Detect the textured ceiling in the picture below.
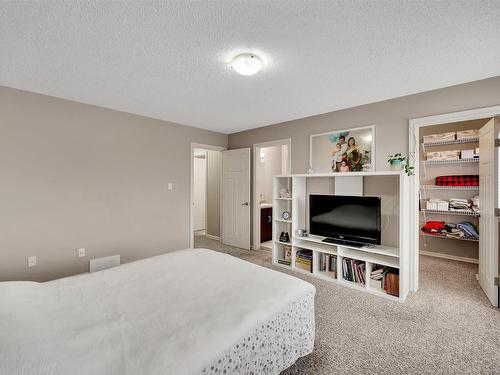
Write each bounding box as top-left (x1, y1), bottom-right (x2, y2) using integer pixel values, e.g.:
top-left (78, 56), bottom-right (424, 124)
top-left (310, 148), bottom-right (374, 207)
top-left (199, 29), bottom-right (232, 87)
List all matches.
top-left (1, 1), bottom-right (500, 134)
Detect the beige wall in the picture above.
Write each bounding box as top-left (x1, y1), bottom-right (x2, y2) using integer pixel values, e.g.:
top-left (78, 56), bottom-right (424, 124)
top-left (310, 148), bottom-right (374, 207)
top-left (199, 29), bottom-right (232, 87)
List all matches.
top-left (0, 86), bottom-right (227, 282)
top-left (229, 76), bottom-right (500, 174)
top-left (256, 145), bottom-right (283, 203)
top-left (206, 150), bottom-right (221, 238)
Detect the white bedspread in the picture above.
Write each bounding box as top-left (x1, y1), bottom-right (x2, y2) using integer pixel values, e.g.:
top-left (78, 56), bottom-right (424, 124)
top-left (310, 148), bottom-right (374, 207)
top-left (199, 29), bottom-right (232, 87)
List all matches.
top-left (0, 249), bottom-right (315, 375)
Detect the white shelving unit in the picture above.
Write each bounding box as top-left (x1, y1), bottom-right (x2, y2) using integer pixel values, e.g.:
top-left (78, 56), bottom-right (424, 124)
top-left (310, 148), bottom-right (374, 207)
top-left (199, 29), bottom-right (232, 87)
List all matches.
top-left (272, 171), bottom-right (409, 302)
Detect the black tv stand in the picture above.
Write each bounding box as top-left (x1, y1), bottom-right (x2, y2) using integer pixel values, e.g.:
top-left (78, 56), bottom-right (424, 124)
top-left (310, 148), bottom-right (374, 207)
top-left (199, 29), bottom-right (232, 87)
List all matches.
top-left (322, 237), bottom-right (367, 248)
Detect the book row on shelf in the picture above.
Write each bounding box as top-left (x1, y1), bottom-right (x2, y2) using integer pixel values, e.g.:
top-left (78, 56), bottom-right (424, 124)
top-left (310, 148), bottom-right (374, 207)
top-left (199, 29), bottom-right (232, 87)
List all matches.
top-left (371, 265), bottom-right (399, 297)
top-left (342, 258), bottom-right (365, 284)
top-left (318, 253), bottom-right (337, 278)
top-left (295, 249), bottom-right (312, 272)
top-left (277, 245), bottom-right (400, 297)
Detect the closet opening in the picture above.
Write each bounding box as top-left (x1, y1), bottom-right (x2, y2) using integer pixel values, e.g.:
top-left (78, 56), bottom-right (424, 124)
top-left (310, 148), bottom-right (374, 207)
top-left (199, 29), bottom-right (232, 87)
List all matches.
top-left (190, 144), bottom-right (225, 249)
top-left (414, 115), bottom-right (500, 307)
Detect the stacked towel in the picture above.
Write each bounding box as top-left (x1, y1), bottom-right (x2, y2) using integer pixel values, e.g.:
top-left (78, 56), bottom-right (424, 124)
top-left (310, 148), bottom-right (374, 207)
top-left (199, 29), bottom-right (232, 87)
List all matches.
top-left (471, 195), bottom-right (480, 212)
top-left (449, 198), bottom-right (470, 211)
top-left (456, 221), bottom-right (479, 239)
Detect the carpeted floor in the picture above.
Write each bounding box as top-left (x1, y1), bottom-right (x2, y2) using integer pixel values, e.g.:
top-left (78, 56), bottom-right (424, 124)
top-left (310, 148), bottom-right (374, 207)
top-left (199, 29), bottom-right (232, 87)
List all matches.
top-left (194, 235), bottom-right (500, 374)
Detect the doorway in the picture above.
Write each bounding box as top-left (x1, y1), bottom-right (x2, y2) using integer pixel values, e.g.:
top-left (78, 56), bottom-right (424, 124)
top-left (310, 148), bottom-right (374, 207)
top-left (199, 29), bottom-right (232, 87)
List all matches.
top-left (190, 144), bottom-right (225, 249)
top-left (409, 107), bottom-right (500, 307)
top-left (253, 139), bottom-right (291, 250)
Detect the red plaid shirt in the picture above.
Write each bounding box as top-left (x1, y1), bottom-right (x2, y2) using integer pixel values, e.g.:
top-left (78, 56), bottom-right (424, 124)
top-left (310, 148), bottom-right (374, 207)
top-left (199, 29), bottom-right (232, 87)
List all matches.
top-left (435, 175), bottom-right (479, 186)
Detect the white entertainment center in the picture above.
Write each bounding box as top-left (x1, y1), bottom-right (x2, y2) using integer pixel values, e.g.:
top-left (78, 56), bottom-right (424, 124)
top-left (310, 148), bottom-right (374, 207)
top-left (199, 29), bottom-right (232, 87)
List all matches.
top-left (272, 171), bottom-right (410, 302)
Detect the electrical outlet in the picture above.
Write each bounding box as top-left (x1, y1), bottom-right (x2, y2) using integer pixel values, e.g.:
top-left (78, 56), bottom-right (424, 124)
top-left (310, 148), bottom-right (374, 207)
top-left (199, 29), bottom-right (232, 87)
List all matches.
top-left (168, 182), bottom-right (173, 191)
top-left (78, 248), bottom-right (86, 258)
top-left (27, 256), bottom-right (37, 267)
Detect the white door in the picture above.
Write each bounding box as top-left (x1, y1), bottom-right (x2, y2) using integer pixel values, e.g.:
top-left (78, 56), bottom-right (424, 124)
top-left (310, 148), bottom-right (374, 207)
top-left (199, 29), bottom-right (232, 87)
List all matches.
top-left (222, 148), bottom-right (251, 249)
top-left (479, 117), bottom-right (499, 307)
top-left (193, 154), bottom-right (207, 232)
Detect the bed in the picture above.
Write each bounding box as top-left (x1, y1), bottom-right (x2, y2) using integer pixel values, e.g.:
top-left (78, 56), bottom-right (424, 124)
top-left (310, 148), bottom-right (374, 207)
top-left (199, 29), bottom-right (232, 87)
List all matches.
top-left (0, 249), bottom-right (315, 375)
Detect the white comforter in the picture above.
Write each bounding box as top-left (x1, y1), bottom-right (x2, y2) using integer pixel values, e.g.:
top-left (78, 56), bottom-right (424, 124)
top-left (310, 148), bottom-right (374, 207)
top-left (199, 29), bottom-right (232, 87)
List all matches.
top-left (0, 249), bottom-right (315, 375)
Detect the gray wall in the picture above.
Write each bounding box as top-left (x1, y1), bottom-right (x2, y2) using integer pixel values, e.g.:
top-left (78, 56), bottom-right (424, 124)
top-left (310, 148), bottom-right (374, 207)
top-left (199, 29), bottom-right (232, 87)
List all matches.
top-left (206, 150), bottom-right (221, 238)
top-left (0, 86), bottom-right (227, 281)
top-left (229, 76), bottom-right (500, 174)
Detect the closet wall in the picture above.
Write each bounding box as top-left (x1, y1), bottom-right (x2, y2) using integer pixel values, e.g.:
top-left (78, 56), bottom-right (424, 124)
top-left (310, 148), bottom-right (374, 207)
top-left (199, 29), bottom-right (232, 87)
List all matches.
top-left (419, 118), bottom-right (490, 261)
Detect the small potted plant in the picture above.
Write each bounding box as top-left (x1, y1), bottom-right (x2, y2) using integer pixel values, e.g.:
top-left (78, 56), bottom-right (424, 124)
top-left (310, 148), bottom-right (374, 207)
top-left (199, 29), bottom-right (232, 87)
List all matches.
top-left (387, 153), bottom-right (414, 176)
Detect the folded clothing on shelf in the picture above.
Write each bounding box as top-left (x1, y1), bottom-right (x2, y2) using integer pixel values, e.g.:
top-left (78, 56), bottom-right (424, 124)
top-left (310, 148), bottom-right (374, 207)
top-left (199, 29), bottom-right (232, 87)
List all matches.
top-left (422, 221), bottom-right (446, 232)
top-left (449, 198), bottom-right (471, 211)
top-left (456, 221), bottom-right (479, 239)
top-left (435, 175), bottom-right (479, 186)
top-left (471, 195), bottom-right (480, 211)
top-left (421, 220), bottom-right (479, 240)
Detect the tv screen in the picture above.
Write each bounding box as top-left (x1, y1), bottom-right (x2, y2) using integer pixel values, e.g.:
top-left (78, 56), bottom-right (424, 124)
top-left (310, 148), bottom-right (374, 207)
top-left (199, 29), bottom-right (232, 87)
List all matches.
top-left (309, 195), bottom-right (381, 245)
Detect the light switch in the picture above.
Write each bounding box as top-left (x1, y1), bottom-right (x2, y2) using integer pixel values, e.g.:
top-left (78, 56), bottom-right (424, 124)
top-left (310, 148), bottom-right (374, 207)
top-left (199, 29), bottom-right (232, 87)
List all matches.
top-left (168, 182), bottom-right (173, 191)
top-left (78, 248), bottom-right (86, 258)
top-left (27, 256), bottom-right (37, 267)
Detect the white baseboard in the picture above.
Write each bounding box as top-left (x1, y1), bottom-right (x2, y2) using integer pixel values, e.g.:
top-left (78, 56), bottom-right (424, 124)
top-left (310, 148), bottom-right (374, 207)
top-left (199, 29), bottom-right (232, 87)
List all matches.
top-left (205, 234), bottom-right (220, 241)
top-left (420, 250), bottom-right (479, 264)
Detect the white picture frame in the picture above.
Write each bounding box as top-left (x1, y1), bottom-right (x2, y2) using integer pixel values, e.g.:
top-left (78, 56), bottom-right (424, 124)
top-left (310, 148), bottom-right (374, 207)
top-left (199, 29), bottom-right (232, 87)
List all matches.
top-left (309, 125), bottom-right (375, 173)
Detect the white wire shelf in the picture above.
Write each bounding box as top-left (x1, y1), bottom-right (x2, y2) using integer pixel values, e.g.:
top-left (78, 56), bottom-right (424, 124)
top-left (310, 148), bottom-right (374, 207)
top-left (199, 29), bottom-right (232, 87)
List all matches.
top-left (421, 158), bottom-right (479, 165)
top-left (420, 232), bottom-right (479, 242)
top-left (420, 185), bottom-right (479, 191)
top-left (421, 209), bottom-right (480, 217)
top-left (421, 137), bottom-right (479, 147)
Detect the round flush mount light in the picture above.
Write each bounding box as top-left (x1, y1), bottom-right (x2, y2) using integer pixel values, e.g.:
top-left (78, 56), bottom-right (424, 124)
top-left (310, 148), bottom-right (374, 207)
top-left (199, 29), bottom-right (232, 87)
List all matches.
top-left (230, 53), bottom-right (263, 76)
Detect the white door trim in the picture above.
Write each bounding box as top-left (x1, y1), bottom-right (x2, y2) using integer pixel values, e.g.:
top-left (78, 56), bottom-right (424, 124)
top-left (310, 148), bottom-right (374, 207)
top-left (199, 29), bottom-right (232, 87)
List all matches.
top-left (408, 105), bottom-right (500, 293)
top-left (190, 143), bottom-right (226, 248)
top-left (252, 138), bottom-right (292, 250)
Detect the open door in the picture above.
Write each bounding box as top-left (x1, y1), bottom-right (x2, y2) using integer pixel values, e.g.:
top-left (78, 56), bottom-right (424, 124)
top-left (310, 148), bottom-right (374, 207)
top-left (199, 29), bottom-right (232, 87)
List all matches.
top-left (479, 117), bottom-right (500, 307)
top-left (222, 148), bottom-right (251, 249)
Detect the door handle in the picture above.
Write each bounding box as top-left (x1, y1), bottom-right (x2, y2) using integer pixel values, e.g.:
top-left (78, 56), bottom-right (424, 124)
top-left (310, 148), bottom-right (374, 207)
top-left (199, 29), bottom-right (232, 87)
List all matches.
top-left (241, 202), bottom-right (249, 206)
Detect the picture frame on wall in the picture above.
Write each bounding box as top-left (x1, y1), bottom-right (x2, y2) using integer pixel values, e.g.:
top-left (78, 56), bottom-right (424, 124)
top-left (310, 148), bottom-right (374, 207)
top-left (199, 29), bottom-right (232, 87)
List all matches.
top-left (309, 125), bottom-right (375, 173)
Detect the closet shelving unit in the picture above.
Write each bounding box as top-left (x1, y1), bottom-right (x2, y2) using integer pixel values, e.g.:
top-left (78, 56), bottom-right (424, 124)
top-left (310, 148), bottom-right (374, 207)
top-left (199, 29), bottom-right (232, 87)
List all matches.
top-left (420, 233), bottom-right (479, 242)
top-left (421, 209), bottom-right (480, 217)
top-left (420, 185), bottom-right (479, 191)
top-left (272, 171), bottom-right (409, 302)
top-left (419, 131), bottom-right (480, 261)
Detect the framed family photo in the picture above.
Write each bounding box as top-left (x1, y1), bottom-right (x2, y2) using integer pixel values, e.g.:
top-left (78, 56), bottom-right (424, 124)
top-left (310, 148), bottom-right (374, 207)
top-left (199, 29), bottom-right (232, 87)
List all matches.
top-left (309, 125), bottom-right (375, 173)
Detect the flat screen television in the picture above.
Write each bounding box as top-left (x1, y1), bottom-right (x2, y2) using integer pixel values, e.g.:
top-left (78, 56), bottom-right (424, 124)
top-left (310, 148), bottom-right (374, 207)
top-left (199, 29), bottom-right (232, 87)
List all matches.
top-left (309, 194), bottom-right (381, 246)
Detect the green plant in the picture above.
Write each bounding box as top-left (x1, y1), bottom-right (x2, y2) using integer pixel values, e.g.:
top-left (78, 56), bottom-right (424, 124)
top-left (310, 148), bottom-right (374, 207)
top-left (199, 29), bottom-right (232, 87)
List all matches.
top-left (387, 153), bottom-right (414, 176)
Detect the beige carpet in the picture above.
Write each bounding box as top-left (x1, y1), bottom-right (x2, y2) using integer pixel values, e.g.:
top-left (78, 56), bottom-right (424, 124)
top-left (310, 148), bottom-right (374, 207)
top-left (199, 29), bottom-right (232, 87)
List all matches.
top-left (194, 236), bottom-right (500, 374)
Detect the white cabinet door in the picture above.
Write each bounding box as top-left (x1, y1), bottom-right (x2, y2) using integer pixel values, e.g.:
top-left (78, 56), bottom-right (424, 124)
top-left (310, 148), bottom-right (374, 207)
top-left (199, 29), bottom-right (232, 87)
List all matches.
top-left (222, 148), bottom-right (251, 249)
top-left (479, 117), bottom-right (499, 307)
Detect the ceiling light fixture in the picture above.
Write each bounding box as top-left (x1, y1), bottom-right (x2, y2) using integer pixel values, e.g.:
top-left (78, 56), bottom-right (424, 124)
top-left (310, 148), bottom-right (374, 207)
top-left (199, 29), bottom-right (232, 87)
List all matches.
top-left (230, 53), bottom-right (263, 76)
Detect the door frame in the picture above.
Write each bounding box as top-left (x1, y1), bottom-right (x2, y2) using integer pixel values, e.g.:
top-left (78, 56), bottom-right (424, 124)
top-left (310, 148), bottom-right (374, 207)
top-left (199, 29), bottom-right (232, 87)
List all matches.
top-left (408, 105), bottom-right (500, 293)
top-left (190, 143), bottom-right (226, 248)
top-left (193, 149), bottom-right (208, 235)
top-left (252, 138), bottom-right (292, 250)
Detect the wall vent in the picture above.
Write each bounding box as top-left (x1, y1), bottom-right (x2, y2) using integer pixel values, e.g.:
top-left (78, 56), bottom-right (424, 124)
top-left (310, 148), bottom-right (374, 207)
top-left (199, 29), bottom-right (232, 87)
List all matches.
top-left (89, 255), bottom-right (121, 273)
